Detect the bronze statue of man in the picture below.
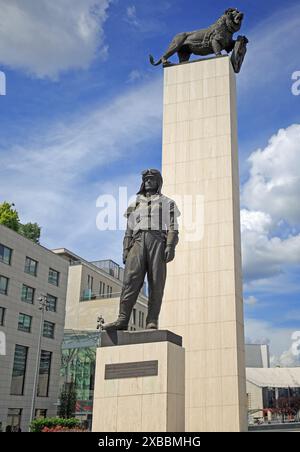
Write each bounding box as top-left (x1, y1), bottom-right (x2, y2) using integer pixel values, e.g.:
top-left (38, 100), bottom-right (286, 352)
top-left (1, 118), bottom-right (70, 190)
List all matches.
top-left (103, 169), bottom-right (180, 331)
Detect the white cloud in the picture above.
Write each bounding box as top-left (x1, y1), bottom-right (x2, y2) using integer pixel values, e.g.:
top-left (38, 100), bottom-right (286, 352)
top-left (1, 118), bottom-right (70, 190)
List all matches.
top-left (244, 296), bottom-right (258, 306)
top-left (242, 124), bottom-right (300, 225)
top-left (124, 4), bottom-right (167, 35)
top-left (245, 318), bottom-right (299, 366)
top-left (241, 209), bottom-right (300, 282)
top-left (0, 0), bottom-right (111, 79)
top-left (128, 69), bottom-right (143, 83)
top-left (241, 124), bottom-right (300, 284)
top-left (241, 210), bottom-right (272, 235)
top-left (276, 346), bottom-right (300, 367)
top-left (126, 5), bottom-right (139, 27)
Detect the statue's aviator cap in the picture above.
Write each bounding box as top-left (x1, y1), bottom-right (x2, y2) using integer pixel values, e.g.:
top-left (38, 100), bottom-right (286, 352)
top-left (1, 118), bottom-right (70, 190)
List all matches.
top-left (141, 169), bottom-right (161, 179)
top-left (137, 168), bottom-right (163, 195)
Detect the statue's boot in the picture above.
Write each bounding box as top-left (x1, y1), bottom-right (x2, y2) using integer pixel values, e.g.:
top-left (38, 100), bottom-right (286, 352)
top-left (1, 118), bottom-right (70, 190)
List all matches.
top-left (102, 318), bottom-right (128, 331)
top-left (146, 321), bottom-right (158, 330)
top-left (102, 301), bottom-right (131, 331)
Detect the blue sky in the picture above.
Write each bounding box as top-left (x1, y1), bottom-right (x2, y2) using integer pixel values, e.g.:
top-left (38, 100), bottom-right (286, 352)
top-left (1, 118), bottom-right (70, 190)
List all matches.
top-left (0, 0), bottom-right (299, 364)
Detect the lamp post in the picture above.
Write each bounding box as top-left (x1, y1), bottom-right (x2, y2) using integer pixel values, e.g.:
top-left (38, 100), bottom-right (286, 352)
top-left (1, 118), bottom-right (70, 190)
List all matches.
top-left (29, 294), bottom-right (48, 426)
top-left (96, 316), bottom-right (105, 347)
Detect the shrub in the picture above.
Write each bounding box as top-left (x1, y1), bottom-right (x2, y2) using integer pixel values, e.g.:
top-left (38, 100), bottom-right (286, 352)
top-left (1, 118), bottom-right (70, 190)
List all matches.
top-left (42, 426), bottom-right (87, 433)
top-left (30, 417), bottom-right (80, 433)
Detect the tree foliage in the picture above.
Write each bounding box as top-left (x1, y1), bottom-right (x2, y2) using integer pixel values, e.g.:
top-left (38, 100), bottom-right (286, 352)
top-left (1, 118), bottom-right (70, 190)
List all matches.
top-left (0, 202), bottom-right (20, 231)
top-left (0, 201), bottom-right (41, 243)
top-left (59, 382), bottom-right (77, 419)
top-left (19, 222), bottom-right (41, 243)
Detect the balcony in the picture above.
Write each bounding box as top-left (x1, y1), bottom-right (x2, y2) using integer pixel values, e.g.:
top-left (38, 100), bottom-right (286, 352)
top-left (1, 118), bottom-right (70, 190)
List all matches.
top-left (80, 289), bottom-right (121, 302)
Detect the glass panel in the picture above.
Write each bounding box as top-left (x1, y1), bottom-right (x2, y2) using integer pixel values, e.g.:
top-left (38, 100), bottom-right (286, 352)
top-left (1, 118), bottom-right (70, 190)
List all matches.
top-left (0, 244), bottom-right (12, 265)
top-left (61, 345), bottom-right (96, 404)
top-left (10, 345), bottom-right (28, 395)
top-left (46, 294), bottom-right (57, 312)
top-left (24, 257), bottom-right (38, 276)
top-left (0, 276), bottom-right (9, 295)
top-left (48, 268), bottom-right (59, 286)
top-left (21, 284), bottom-right (35, 304)
top-left (18, 313), bottom-right (32, 333)
top-left (43, 321), bottom-right (55, 339)
top-left (37, 350), bottom-right (52, 397)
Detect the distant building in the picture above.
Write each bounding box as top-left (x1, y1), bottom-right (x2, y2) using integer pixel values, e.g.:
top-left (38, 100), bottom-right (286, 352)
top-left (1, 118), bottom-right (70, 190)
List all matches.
top-left (245, 344), bottom-right (270, 368)
top-left (247, 367), bottom-right (300, 424)
top-left (52, 249), bottom-right (148, 331)
top-left (0, 224), bottom-right (68, 432)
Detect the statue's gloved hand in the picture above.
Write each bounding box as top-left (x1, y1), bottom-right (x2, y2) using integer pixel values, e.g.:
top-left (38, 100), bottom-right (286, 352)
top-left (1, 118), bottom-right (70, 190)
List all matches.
top-left (165, 245), bottom-right (175, 263)
top-left (123, 249), bottom-right (129, 265)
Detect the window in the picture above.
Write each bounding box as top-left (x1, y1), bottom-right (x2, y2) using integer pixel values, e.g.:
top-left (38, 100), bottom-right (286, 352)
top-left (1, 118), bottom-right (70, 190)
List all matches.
top-left (18, 313), bottom-right (32, 333)
top-left (132, 308), bottom-right (136, 325)
top-left (100, 282), bottom-right (105, 295)
top-left (43, 321), bottom-right (55, 339)
top-left (24, 257), bottom-right (38, 276)
top-left (46, 294), bottom-right (57, 313)
top-left (48, 268), bottom-right (59, 286)
top-left (106, 285), bottom-right (112, 298)
top-left (10, 345), bottom-right (28, 395)
top-left (99, 281), bottom-right (106, 296)
top-left (37, 350), bottom-right (52, 397)
top-left (21, 284), bottom-right (35, 304)
top-left (87, 275), bottom-right (93, 291)
top-left (35, 409), bottom-right (47, 419)
top-left (138, 311), bottom-right (145, 328)
top-left (0, 307), bottom-right (5, 326)
top-left (7, 409), bottom-right (22, 432)
top-left (0, 275), bottom-right (9, 295)
top-left (0, 244), bottom-right (12, 265)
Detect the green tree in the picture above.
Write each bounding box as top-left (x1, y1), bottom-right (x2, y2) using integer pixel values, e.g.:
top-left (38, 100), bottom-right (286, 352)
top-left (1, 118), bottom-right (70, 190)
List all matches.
top-left (19, 222), bottom-right (41, 244)
top-left (0, 202), bottom-right (20, 231)
top-left (0, 201), bottom-right (41, 243)
top-left (59, 382), bottom-right (77, 419)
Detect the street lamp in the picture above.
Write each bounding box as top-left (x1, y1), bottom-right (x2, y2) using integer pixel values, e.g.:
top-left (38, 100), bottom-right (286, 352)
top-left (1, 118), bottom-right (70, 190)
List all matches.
top-left (96, 316), bottom-right (105, 347)
top-left (29, 294), bottom-right (49, 426)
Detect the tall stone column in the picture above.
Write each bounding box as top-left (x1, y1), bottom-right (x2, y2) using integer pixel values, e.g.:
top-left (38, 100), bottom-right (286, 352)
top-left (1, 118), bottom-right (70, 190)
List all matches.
top-left (160, 56), bottom-right (247, 432)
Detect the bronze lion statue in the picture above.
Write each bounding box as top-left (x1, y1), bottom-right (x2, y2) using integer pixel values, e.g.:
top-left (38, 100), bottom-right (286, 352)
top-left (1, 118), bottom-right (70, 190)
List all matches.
top-left (150, 8), bottom-right (248, 72)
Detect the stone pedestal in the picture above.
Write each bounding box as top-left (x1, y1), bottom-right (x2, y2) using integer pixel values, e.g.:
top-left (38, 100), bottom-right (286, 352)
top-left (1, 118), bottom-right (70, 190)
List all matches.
top-left (92, 330), bottom-right (185, 432)
top-left (160, 56), bottom-right (247, 431)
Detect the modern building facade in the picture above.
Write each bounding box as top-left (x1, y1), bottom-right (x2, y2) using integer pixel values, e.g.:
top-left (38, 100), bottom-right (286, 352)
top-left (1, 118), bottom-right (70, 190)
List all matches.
top-left (52, 249), bottom-right (148, 332)
top-left (246, 367), bottom-right (300, 424)
top-left (0, 224), bottom-right (68, 432)
top-left (60, 330), bottom-right (98, 430)
top-left (245, 344), bottom-right (270, 368)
